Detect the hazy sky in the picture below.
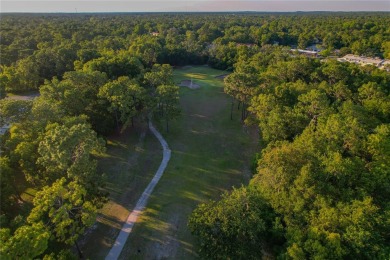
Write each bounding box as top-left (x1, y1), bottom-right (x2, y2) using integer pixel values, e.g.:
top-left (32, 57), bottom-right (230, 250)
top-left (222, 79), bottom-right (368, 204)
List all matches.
top-left (1, 0), bottom-right (389, 13)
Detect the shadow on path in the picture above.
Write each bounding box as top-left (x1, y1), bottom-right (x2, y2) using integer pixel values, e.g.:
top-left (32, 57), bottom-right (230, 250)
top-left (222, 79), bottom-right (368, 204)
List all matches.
top-left (105, 120), bottom-right (171, 260)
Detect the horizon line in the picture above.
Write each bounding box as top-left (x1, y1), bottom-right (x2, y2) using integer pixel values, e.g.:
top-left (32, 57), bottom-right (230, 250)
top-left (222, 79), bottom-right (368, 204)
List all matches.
top-left (2, 10), bottom-right (390, 14)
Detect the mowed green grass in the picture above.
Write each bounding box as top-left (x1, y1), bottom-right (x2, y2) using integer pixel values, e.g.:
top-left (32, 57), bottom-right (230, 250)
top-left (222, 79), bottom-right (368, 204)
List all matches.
top-left (119, 66), bottom-right (258, 259)
top-left (81, 124), bottom-right (162, 259)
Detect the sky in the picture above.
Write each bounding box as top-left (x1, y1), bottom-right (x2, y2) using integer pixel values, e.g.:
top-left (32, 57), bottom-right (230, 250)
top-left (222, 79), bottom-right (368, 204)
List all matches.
top-left (1, 0), bottom-right (389, 13)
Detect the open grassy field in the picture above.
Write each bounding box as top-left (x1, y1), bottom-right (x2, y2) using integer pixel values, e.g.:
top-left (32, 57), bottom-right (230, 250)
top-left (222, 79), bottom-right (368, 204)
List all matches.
top-left (117, 66), bottom-right (259, 259)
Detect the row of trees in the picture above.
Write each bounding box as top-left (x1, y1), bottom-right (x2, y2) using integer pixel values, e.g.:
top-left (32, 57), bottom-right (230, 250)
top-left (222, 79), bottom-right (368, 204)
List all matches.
top-left (189, 45), bottom-right (390, 259)
top-left (1, 12), bottom-right (389, 258)
top-left (0, 62), bottom-right (179, 257)
top-left (1, 13), bottom-right (389, 93)
top-left (1, 110), bottom-right (106, 258)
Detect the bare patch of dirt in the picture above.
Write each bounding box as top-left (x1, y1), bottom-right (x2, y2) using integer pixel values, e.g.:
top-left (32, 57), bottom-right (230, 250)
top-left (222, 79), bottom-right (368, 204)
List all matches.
top-left (179, 80), bottom-right (201, 89)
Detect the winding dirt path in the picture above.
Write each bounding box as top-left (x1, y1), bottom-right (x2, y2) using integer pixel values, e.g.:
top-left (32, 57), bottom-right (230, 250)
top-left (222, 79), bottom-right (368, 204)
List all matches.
top-left (105, 121), bottom-right (171, 260)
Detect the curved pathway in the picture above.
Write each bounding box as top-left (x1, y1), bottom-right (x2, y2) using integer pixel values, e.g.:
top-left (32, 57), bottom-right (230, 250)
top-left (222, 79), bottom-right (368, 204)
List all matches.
top-left (106, 121), bottom-right (171, 260)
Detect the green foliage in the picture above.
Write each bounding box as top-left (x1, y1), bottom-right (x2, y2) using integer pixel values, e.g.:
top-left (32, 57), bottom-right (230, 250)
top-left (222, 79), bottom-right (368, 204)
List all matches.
top-left (224, 65), bottom-right (260, 121)
top-left (0, 157), bottom-right (17, 214)
top-left (129, 35), bottom-right (163, 66)
top-left (2, 98), bottom-right (108, 258)
top-left (194, 26), bottom-right (390, 258)
top-left (208, 42), bottom-right (239, 70)
top-left (143, 64), bottom-right (173, 89)
top-left (359, 82), bottom-right (390, 121)
top-left (82, 52), bottom-right (143, 80)
top-left (39, 70), bottom-right (114, 134)
top-left (1, 12), bottom-right (389, 258)
top-left (28, 178), bottom-right (98, 245)
top-left (189, 187), bottom-right (282, 259)
top-left (0, 58), bottom-right (40, 92)
top-left (36, 120), bottom-right (105, 188)
top-left (99, 76), bottom-right (149, 130)
top-left (249, 115), bottom-right (390, 258)
top-left (155, 84), bottom-right (180, 132)
top-left (0, 99), bottom-right (32, 125)
top-left (224, 70), bottom-right (260, 103)
top-left (40, 70), bottom-right (108, 116)
top-left (0, 222), bottom-right (50, 259)
top-left (1, 12), bottom-right (389, 93)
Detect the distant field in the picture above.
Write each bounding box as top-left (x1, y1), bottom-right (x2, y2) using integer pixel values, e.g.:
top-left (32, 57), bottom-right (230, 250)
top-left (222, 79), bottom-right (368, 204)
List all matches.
top-left (117, 66), bottom-right (258, 259)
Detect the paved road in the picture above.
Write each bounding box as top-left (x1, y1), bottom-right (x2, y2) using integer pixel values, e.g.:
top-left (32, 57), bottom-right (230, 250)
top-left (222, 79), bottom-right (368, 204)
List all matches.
top-left (105, 121), bottom-right (171, 260)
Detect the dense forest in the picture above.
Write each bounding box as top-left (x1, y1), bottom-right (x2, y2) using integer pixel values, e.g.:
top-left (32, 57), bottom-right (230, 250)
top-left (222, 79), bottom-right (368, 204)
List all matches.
top-left (1, 12), bottom-right (389, 259)
top-left (1, 12), bottom-right (389, 94)
top-left (190, 48), bottom-right (390, 259)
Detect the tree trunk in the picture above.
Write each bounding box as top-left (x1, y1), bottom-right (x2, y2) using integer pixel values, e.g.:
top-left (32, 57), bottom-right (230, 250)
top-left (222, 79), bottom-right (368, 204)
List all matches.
top-left (115, 110), bottom-right (120, 131)
top-left (230, 97), bottom-right (234, 120)
top-left (75, 241), bottom-right (84, 259)
top-left (131, 116), bottom-right (134, 127)
top-left (11, 179), bottom-right (23, 202)
top-left (241, 103), bottom-right (244, 121)
top-left (238, 101), bottom-right (241, 110)
top-left (166, 118), bottom-right (169, 133)
top-left (242, 103), bottom-right (247, 121)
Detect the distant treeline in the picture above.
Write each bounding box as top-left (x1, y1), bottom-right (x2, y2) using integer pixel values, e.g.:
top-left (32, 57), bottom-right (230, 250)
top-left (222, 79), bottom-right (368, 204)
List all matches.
top-left (0, 13), bottom-right (389, 259)
top-left (1, 12), bottom-right (389, 93)
top-left (189, 16), bottom-right (390, 260)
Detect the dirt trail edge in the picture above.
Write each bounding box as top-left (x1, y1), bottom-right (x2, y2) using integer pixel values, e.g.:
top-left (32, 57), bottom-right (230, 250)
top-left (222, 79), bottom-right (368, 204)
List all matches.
top-left (105, 120), bottom-right (171, 260)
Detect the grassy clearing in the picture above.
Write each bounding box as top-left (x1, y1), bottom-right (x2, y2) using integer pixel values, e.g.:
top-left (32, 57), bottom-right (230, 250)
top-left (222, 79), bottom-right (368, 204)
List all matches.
top-left (81, 123), bottom-right (162, 259)
top-left (6, 90), bottom-right (40, 100)
top-left (119, 66), bottom-right (258, 259)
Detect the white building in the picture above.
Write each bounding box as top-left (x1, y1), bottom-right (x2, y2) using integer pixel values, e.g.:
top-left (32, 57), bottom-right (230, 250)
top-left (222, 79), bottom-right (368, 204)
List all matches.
top-left (337, 54), bottom-right (388, 68)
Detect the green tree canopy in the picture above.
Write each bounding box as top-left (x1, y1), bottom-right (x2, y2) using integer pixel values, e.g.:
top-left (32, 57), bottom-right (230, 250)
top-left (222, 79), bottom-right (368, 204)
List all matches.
top-left (189, 187), bottom-right (283, 259)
